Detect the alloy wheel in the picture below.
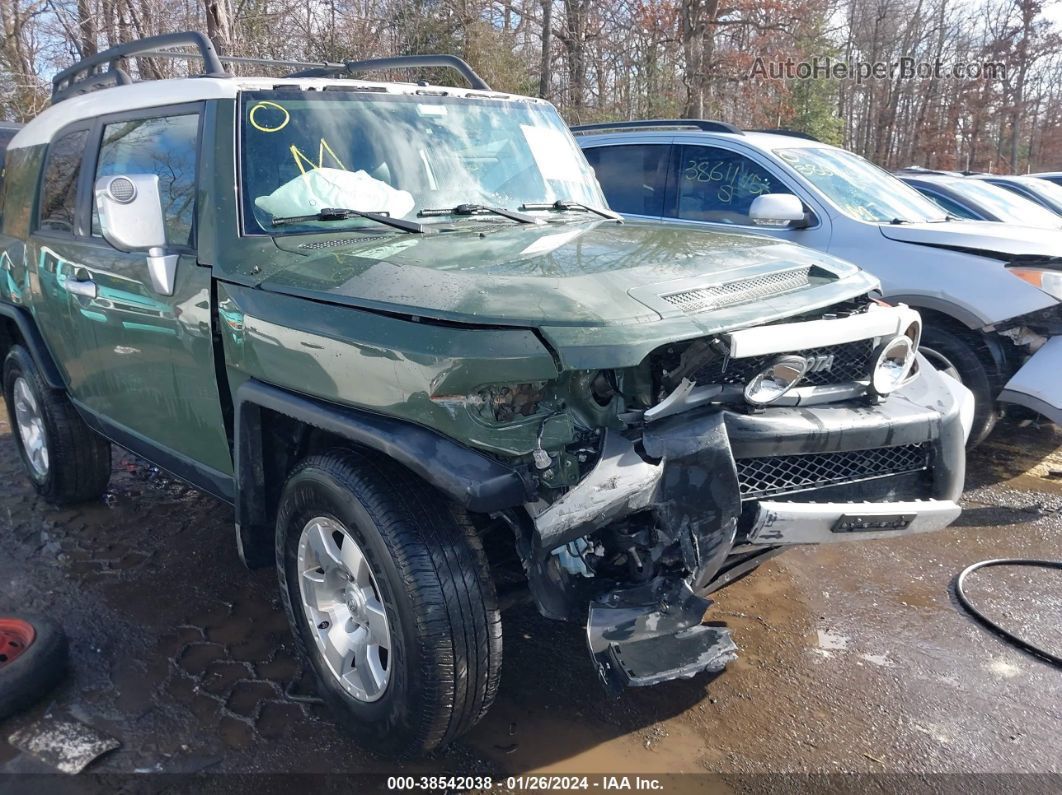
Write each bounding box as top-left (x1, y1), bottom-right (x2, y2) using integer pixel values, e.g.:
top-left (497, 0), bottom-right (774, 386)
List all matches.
top-left (12, 377), bottom-right (49, 478)
top-left (297, 516), bottom-right (391, 702)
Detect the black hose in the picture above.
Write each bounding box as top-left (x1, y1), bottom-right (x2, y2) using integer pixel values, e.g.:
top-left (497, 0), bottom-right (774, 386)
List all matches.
top-left (953, 558), bottom-right (1062, 668)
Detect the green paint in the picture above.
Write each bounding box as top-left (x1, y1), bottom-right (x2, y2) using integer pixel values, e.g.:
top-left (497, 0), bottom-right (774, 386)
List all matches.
top-left (1, 93), bottom-right (876, 486)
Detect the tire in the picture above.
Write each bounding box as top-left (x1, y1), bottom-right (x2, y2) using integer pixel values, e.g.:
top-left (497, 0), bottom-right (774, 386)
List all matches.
top-left (919, 325), bottom-right (1000, 448)
top-left (0, 614), bottom-right (68, 721)
top-left (276, 449), bottom-right (502, 756)
top-left (2, 346), bottom-right (111, 504)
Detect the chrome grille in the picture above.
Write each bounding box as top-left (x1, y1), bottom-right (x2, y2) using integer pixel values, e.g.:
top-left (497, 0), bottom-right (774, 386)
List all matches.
top-left (660, 267), bottom-right (811, 314)
top-left (695, 339), bottom-right (874, 387)
top-left (736, 443), bottom-right (931, 500)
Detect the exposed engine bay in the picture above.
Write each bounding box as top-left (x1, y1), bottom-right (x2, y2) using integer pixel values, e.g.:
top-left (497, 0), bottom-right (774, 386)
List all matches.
top-left (504, 298), bottom-right (972, 692)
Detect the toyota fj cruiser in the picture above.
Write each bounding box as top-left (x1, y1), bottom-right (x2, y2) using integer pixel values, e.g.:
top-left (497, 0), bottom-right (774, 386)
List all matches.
top-left (0, 33), bottom-right (972, 755)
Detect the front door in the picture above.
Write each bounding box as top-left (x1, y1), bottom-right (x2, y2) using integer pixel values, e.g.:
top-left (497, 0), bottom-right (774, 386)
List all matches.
top-left (662, 143), bottom-right (832, 250)
top-left (30, 106), bottom-right (232, 489)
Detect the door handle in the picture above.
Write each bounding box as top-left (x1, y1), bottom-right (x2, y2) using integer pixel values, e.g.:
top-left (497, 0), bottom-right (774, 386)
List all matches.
top-left (65, 279), bottom-right (98, 299)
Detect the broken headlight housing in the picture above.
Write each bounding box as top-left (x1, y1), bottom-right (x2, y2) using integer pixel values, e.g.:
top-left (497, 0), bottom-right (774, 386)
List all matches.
top-left (870, 335), bottom-right (917, 396)
top-left (462, 382), bottom-right (551, 423)
top-left (743, 355), bottom-right (809, 406)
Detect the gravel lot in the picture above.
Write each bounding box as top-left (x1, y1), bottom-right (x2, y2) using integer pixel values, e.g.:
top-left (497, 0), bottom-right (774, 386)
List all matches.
top-left (0, 403), bottom-right (1060, 784)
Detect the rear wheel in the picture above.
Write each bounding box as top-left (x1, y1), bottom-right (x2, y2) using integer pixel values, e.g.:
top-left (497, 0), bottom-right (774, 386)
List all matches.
top-left (919, 325), bottom-right (1000, 447)
top-left (3, 346), bottom-right (111, 504)
top-left (276, 449), bottom-right (502, 756)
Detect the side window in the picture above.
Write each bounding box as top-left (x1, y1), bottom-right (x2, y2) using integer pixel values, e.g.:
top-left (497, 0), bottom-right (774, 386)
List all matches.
top-left (675, 145), bottom-right (790, 224)
top-left (917, 188), bottom-right (977, 220)
top-left (583, 144), bottom-right (668, 216)
top-left (39, 129), bottom-right (88, 233)
top-left (93, 114), bottom-right (199, 248)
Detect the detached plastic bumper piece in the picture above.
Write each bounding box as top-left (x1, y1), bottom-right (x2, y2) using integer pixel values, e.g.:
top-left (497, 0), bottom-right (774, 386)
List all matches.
top-left (587, 577), bottom-right (737, 694)
top-left (999, 335), bottom-right (1062, 425)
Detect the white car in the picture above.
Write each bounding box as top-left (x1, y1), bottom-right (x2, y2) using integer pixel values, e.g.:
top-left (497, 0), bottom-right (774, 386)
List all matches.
top-left (574, 120), bottom-right (1062, 444)
top-left (969, 173), bottom-right (1062, 217)
top-left (1029, 171), bottom-right (1062, 189)
top-left (898, 171), bottom-right (1062, 229)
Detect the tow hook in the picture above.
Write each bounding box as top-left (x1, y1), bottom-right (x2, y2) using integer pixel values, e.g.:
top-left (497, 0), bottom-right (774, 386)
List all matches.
top-left (586, 576), bottom-right (737, 695)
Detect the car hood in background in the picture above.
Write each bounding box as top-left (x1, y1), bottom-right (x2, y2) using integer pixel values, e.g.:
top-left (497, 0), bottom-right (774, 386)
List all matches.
top-left (879, 220), bottom-right (1062, 260)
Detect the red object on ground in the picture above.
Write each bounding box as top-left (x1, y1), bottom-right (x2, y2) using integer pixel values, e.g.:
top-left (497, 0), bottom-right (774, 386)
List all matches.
top-left (0, 618), bottom-right (36, 667)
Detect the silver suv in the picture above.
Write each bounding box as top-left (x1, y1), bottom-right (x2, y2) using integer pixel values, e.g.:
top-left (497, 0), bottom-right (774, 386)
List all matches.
top-left (575, 120), bottom-right (1062, 446)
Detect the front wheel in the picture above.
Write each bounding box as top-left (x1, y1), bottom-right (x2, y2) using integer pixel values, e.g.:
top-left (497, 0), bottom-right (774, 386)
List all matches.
top-left (919, 325), bottom-right (1000, 447)
top-left (276, 449), bottom-right (502, 756)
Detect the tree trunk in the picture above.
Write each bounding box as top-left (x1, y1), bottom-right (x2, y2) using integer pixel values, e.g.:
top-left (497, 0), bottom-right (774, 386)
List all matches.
top-left (205, 0), bottom-right (235, 56)
top-left (538, 0), bottom-right (552, 99)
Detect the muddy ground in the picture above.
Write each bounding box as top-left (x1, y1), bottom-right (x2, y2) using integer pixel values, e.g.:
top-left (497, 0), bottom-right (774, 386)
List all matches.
top-left (0, 403), bottom-right (1060, 785)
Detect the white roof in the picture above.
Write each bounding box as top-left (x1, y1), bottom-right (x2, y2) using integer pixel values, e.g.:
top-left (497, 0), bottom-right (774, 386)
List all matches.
top-left (10, 75), bottom-right (539, 150)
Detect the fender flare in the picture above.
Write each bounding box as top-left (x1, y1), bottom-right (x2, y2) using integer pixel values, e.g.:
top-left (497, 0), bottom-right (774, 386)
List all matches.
top-left (0, 303), bottom-right (64, 390)
top-left (881, 293), bottom-right (986, 330)
top-left (233, 379), bottom-right (534, 567)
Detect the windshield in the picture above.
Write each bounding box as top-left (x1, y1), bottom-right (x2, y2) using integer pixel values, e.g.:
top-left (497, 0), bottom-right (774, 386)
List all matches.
top-left (776, 147), bottom-right (947, 223)
top-left (950, 179), bottom-right (1061, 226)
top-left (1012, 176), bottom-right (1062, 213)
top-left (239, 91), bottom-right (604, 235)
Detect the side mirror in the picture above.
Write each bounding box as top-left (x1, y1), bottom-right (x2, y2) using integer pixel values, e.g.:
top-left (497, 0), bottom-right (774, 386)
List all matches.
top-left (94, 174), bottom-right (177, 296)
top-left (749, 193), bottom-right (810, 229)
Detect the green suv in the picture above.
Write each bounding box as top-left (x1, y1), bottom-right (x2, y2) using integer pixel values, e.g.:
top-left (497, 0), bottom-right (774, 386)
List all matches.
top-left (0, 33), bottom-right (972, 755)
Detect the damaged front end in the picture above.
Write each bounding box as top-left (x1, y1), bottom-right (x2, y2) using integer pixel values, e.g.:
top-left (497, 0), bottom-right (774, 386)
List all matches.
top-left (988, 302), bottom-right (1062, 424)
top-left (510, 299), bottom-right (971, 693)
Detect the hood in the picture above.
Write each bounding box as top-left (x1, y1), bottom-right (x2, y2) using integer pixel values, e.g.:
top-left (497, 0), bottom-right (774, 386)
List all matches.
top-left (260, 220), bottom-right (870, 328)
top-left (879, 220), bottom-right (1062, 260)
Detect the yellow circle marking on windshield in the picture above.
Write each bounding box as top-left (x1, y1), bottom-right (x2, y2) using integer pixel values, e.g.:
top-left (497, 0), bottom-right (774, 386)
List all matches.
top-left (249, 101), bottom-right (290, 133)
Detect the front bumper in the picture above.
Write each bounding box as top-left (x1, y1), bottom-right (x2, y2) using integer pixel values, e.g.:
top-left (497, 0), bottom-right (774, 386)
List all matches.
top-left (747, 498), bottom-right (961, 545)
top-left (530, 361), bottom-right (972, 586)
top-left (527, 365), bottom-right (973, 691)
top-left (999, 335), bottom-right (1062, 424)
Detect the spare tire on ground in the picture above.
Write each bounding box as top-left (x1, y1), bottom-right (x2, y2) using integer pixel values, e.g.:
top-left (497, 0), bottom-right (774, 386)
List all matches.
top-left (0, 615), bottom-right (67, 721)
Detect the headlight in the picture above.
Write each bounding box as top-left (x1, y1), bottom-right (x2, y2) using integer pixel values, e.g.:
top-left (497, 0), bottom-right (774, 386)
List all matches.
top-left (870, 335), bottom-right (916, 395)
top-left (744, 355), bottom-right (808, 406)
top-left (1008, 267), bottom-right (1062, 301)
top-left (434, 382), bottom-right (549, 423)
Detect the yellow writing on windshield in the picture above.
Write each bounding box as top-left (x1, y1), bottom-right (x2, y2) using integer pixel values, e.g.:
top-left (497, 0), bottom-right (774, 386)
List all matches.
top-left (291, 138), bottom-right (347, 175)
top-left (248, 101), bottom-right (290, 133)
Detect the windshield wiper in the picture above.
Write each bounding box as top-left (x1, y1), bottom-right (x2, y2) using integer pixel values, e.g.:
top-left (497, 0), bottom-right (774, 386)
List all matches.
top-left (271, 207), bottom-right (433, 234)
top-left (418, 203), bottom-right (542, 224)
top-left (520, 199), bottom-right (622, 221)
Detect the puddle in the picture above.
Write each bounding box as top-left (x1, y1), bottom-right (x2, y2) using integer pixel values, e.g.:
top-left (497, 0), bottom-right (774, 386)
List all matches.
top-left (466, 706), bottom-right (718, 775)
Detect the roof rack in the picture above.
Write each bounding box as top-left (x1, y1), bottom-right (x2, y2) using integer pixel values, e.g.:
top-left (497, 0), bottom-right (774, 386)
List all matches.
top-left (747, 128), bottom-right (819, 142)
top-left (51, 31), bottom-right (492, 104)
top-left (52, 31), bottom-right (227, 104)
top-left (570, 119), bottom-right (742, 135)
top-left (288, 55), bottom-right (490, 90)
